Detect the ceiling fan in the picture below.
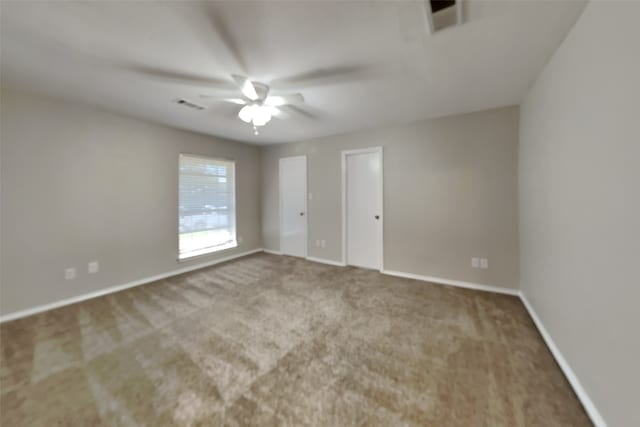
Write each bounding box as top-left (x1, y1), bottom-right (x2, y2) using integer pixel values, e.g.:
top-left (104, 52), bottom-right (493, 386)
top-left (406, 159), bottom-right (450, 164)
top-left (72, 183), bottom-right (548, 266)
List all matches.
top-left (200, 74), bottom-right (304, 135)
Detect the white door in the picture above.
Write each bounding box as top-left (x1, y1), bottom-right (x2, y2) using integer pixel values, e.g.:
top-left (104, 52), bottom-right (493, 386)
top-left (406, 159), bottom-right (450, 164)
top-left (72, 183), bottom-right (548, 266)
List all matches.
top-left (280, 156), bottom-right (307, 257)
top-left (344, 148), bottom-right (383, 270)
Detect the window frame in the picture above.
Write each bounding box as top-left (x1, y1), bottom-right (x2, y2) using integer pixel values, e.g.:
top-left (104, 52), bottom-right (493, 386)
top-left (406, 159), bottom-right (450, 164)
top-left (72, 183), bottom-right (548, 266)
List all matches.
top-left (177, 153), bottom-right (238, 261)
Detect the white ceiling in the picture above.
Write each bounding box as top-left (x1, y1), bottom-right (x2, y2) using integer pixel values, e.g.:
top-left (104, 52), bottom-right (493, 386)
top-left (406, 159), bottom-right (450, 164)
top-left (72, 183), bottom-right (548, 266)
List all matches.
top-left (0, 0), bottom-right (586, 145)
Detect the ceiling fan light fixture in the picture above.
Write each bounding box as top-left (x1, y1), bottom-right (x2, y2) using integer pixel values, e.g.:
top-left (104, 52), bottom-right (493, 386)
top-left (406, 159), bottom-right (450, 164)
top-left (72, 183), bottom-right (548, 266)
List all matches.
top-left (238, 104), bottom-right (272, 127)
top-left (252, 105), bottom-right (272, 126)
top-left (201, 74), bottom-right (304, 132)
top-left (238, 105), bottom-right (253, 123)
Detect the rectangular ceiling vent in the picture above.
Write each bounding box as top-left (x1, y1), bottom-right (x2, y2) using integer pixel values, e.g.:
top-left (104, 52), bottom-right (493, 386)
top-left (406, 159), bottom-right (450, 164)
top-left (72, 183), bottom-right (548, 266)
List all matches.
top-left (175, 99), bottom-right (205, 111)
top-left (425, 0), bottom-right (463, 33)
top-left (430, 0), bottom-right (455, 13)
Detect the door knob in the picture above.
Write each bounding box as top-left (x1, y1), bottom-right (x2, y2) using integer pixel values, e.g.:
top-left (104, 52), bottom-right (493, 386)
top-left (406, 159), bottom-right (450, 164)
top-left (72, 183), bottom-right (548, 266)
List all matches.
top-left (300, 212), bottom-right (305, 216)
top-left (374, 215), bottom-right (380, 220)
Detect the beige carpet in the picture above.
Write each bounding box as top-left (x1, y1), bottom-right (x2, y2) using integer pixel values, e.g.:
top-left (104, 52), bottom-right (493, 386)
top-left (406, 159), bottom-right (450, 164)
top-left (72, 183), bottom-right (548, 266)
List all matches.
top-left (1, 253), bottom-right (591, 426)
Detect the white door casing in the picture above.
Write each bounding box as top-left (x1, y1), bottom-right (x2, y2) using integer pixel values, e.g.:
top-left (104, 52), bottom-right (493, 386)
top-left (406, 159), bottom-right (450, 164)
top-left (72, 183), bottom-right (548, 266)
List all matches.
top-left (279, 156), bottom-right (307, 257)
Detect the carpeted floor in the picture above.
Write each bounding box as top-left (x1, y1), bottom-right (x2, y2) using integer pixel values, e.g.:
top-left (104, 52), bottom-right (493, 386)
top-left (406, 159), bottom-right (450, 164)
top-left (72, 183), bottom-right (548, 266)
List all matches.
top-left (1, 253), bottom-right (591, 426)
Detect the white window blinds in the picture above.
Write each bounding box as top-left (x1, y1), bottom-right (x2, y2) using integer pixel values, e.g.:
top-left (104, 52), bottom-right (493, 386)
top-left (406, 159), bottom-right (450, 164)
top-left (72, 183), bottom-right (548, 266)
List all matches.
top-left (179, 154), bottom-right (237, 259)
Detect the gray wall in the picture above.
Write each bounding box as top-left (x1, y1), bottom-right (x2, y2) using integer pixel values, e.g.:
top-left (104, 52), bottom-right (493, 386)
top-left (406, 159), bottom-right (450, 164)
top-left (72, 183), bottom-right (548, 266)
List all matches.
top-left (0, 89), bottom-right (262, 315)
top-left (519, 2), bottom-right (640, 426)
top-left (262, 106), bottom-right (519, 290)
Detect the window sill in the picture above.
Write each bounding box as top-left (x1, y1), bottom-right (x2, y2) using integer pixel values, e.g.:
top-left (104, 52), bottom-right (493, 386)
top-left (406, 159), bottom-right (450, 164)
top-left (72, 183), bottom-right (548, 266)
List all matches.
top-left (178, 241), bottom-right (238, 262)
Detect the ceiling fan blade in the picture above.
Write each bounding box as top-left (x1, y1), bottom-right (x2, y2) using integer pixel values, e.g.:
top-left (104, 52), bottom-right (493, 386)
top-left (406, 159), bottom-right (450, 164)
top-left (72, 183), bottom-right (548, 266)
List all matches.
top-left (232, 74), bottom-right (258, 101)
top-left (264, 93), bottom-right (304, 107)
top-left (199, 96), bottom-right (246, 105)
top-left (172, 3), bottom-right (248, 75)
top-left (283, 105), bottom-right (318, 120)
top-left (122, 64), bottom-right (234, 89)
top-left (268, 106), bottom-right (290, 119)
top-left (272, 64), bottom-right (381, 89)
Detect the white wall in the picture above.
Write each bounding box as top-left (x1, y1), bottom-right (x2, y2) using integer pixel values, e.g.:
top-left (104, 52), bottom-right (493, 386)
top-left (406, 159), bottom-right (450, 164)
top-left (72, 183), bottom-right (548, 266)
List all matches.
top-left (519, 2), bottom-right (640, 426)
top-left (0, 89), bottom-right (262, 316)
top-left (262, 107), bottom-right (520, 290)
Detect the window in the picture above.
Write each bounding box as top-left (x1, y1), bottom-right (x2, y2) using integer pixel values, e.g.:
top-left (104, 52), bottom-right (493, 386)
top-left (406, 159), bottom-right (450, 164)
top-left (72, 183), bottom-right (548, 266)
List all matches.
top-left (179, 154), bottom-right (236, 259)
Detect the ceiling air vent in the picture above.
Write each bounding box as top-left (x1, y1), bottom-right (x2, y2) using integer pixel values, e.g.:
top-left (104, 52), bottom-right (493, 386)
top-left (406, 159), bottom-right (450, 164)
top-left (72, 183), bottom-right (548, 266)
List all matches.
top-left (430, 0), bottom-right (455, 13)
top-left (425, 0), bottom-right (463, 33)
top-left (175, 99), bottom-right (205, 111)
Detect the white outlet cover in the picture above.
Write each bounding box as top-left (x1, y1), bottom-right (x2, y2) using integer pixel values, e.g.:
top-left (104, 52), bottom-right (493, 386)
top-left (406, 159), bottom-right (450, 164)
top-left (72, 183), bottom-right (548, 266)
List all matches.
top-left (321, 240), bottom-right (326, 248)
top-left (480, 259), bottom-right (489, 269)
top-left (88, 261), bottom-right (99, 273)
top-left (471, 258), bottom-right (479, 268)
top-left (65, 268), bottom-right (76, 280)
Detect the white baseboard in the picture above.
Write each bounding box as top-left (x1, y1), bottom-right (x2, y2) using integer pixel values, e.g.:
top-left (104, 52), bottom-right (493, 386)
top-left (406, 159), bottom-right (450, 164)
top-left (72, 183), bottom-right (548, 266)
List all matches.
top-left (0, 248), bottom-right (264, 324)
top-left (382, 269), bottom-right (519, 296)
top-left (263, 250), bottom-right (345, 267)
top-left (305, 256), bottom-right (346, 267)
top-left (262, 249), bottom-right (282, 255)
top-left (519, 292), bottom-right (607, 427)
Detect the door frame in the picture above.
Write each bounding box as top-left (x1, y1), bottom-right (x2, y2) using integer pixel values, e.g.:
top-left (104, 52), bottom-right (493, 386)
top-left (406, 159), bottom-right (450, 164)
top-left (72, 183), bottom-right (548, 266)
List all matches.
top-left (341, 147), bottom-right (384, 271)
top-left (279, 155), bottom-right (308, 258)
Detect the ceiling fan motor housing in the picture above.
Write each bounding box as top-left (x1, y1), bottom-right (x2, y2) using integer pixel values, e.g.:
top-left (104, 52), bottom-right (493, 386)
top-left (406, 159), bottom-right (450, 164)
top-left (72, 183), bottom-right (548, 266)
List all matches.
top-left (252, 82), bottom-right (270, 100)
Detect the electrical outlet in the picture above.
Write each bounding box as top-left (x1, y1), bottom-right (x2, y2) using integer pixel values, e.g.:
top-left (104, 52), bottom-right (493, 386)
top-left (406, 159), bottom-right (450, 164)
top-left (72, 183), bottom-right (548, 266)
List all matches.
top-left (321, 240), bottom-right (326, 248)
top-left (88, 261), bottom-right (99, 274)
top-left (471, 258), bottom-right (479, 268)
top-left (65, 268), bottom-right (76, 280)
top-left (480, 258), bottom-right (489, 269)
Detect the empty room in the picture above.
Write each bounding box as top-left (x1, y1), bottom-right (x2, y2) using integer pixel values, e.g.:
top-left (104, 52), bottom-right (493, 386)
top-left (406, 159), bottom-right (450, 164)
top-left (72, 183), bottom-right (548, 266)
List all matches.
top-left (0, 1), bottom-right (638, 426)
